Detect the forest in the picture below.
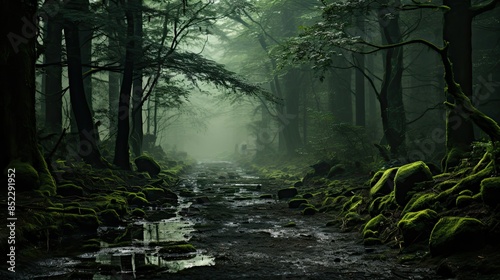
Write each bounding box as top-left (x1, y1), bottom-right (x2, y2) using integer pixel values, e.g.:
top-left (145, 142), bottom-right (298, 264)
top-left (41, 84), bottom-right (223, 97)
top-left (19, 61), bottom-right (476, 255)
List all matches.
top-left (1, 0), bottom-right (500, 279)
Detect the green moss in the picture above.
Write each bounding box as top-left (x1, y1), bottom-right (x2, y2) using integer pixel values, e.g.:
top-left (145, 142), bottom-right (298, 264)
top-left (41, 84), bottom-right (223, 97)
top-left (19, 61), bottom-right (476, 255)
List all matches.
top-left (320, 196), bottom-right (347, 213)
top-left (288, 198), bottom-right (308, 208)
top-left (283, 221), bottom-right (296, 227)
top-left (370, 171), bottom-right (384, 187)
top-left (143, 187), bottom-right (165, 201)
top-left (344, 212), bottom-right (364, 226)
top-left (429, 217), bottom-right (486, 256)
top-left (6, 160), bottom-right (39, 192)
top-left (363, 229), bottom-right (378, 239)
top-left (402, 192), bottom-right (437, 214)
top-left (57, 184), bottom-right (84, 197)
top-left (398, 209), bottom-right (438, 244)
top-left (131, 208), bottom-right (146, 217)
top-left (369, 193), bottom-right (397, 216)
top-left (302, 207), bottom-right (318, 216)
top-left (437, 162), bottom-right (494, 201)
top-left (455, 195), bottom-right (473, 208)
top-left (394, 161), bottom-right (433, 206)
top-left (131, 195), bottom-right (150, 207)
top-left (370, 167), bottom-right (398, 198)
top-left (99, 209), bottom-right (121, 226)
top-left (363, 237), bottom-right (382, 246)
top-left (363, 214), bottom-right (387, 235)
top-left (135, 155), bottom-right (162, 176)
top-left (435, 179), bottom-right (459, 191)
top-left (458, 189), bottom-right (473, 196)
top-left (480, 177), bottom-right (500, 207)
top-left (342, 195), bottom-right (362, 213)
top-left (442, 147), bottom-right (465, 172)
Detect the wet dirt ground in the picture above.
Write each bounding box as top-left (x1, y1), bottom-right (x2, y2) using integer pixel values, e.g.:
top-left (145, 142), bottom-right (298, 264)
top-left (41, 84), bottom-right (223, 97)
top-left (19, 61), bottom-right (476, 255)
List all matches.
top-left (155, 161), bottom-right (437, 280)
top-left (15, 161), bottom-right (441, 279)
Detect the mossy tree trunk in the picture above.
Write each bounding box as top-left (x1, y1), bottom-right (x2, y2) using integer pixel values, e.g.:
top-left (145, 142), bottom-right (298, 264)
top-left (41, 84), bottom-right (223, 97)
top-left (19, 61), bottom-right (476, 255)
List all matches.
top-left (113, 1), bottom-right (135, 170)
top-left (1, 0), bottom-right (55, 192)
top-left (442, 0), bottom-right (500, 167)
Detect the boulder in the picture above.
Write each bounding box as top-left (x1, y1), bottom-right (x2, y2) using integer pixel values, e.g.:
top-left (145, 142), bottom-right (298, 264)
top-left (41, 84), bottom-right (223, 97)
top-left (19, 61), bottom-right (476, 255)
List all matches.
top-left (278, 187), bottom-right (298, 199)
top-left (288, 198), bottom-right (308, 208)
top-left (369, 193), bottom-right (397, 216)
top-left (135, 155), bottom-right (161, 177)
top-left (480, 177), bottom-right (500, 207)
top-left (455, 195), bottom-right (473, 208)
top-left (402, 192), bottom-right (437, 214)
top-left (363, 214), bottom-right (387, 236)
top-left (327, 164), bottom-right (346, 178)
top-left (370, 167), bottom-right (398, 198)
top-left (429, 217), bottom-right (486, 256)
top-left (394, 161), bottom-right (433, 206)
top-left (398, 209), bottom-right (438, 244)
top-left (310, 160), bottom-right (332, 176)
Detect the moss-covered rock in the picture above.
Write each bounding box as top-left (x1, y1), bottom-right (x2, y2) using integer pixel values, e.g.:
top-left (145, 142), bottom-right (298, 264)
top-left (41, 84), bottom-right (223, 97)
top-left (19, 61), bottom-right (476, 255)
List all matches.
top-left (370, 167), bottom-right (398, 198)
top-left (320, 196), bottom-right (347, 213)
top-left (363, 237), bottom-right (382, 246)
top-left (278, 187), bottom-right (298, 199)
top-left (288, 198), bottom-right (308, 208)
top-left (142, 186), bottom-right (177, 202)
top-left (480, 177), bottom-right (500, 207)
top-left (363, 214), bottom-right (388, 236)
top-left (56, 213), bottom-right (100, 232)
top-left (130, 195), bottom-right (150, 207)
top-left (344, 212), bottom-right (364, 227)
top-left (6, 160), bottom-right (39, 192)
top-left (342, 195), bottom-right (362, 213)
top-left (394, 161), bottom-right (433, 206)
top-left (370, 171), bottom-right (384, 188)
top-left (458, 189), bottom-right (473, 196)
top-left (99, 209), bottom-right (121, 226)
top-left (455, 195), bottom-right (473, 208)
top-left (302, 207), bottom-right (318, 216)
top-left (327, 164), bottom-right (346, 178)
top-left (398, 209), bottom-right (438, 244)
top-left (57, 183), bottom-right (84, 197)
top-left (402, 192), bottom-right (437, 214)
top-left (429, 217), bottom-right (486, 256)
top-left (131, 208), bottom-right (146, 217)
top-left (369, 193), bottom-right (397, 216)
top-left (134, 155), bottom-right (161, 176)
top-left (363, 229), bottom-right (378, 239)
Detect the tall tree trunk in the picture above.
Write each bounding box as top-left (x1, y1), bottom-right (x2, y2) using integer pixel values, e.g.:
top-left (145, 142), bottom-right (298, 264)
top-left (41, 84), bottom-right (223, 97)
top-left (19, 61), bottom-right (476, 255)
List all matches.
top-left (44, 13), bottom-right (63, 136)
top-left (355, 15), bottom-right (366, 127)
top-left (63, 4), bottom-right (106, 167)
top-left (113, 2), bottom-right (135, 170)
top-left (131, 0), bottom-right (144, 157)
top-left (443, 0), bottom-right (475, 154)
top-left (80, 0), bottom-right (93, 113)
top-left (378, 0), bottom-right (406, 157)
top-left (282, 69), bottom-right (302, 155)
top-left (1, 0), bottom-right (56, 193)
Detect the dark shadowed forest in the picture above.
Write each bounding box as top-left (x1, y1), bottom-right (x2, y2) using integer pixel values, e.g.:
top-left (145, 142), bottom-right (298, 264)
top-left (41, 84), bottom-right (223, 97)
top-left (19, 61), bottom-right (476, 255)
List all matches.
top-left (1, 0), bottom-right (500, 279)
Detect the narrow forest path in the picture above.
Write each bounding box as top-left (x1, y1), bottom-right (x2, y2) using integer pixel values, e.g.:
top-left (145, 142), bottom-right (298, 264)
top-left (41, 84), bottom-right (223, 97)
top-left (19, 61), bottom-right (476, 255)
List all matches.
top-left (157, 161), bottom-right (437, 280)
top-left (17, 161), bottom-right (441, 280)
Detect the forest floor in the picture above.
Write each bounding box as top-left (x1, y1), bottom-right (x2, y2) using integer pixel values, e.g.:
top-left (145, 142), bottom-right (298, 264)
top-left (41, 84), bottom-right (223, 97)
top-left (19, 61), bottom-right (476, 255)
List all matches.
top-left (3, 156), bottom-right (500, 279)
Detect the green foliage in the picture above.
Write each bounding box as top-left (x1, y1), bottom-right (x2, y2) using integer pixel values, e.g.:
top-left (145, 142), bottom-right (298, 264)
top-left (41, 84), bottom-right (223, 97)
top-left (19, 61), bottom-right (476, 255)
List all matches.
top-left (429, 217), bottom-right (486, 256)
